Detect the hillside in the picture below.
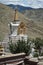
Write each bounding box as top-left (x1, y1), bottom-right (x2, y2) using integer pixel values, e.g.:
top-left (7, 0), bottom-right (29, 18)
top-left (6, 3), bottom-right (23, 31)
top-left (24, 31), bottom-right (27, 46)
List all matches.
top-left (23, 9), bottom-right (43, 22)
top-left (0, 3), bottom-right (43, 41)
top-left (22, 9), bottom-right (43, 39)
top-left (0, 3), bottom-right (15, 41)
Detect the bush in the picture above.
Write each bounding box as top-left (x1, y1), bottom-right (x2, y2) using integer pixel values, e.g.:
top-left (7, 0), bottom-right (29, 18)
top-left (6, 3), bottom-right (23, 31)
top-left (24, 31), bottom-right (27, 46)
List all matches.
top-left (33, 52), bottom-right (39, 57)
top-left (9, 39), bottom-right (31, 55)
top-left (9, 43), bottom-right (17, 54)
top-left (40, 53), bottom-right (43, 56)
top-left (32, 38), bottom-right (43, 56)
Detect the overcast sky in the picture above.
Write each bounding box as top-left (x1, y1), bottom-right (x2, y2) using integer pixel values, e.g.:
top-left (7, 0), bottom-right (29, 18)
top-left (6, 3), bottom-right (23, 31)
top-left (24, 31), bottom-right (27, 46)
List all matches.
top-left (0, 0), bottom-right (43, 8)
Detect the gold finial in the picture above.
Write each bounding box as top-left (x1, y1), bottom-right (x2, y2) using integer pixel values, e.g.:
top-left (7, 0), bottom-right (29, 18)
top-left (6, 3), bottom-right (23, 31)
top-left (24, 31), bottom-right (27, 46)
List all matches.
top-left (14, 6), bottom-right (18, 21)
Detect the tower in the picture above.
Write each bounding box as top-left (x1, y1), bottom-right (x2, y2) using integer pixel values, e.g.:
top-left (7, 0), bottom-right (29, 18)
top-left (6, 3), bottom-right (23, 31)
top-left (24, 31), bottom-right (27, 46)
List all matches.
top-left (9, 7), bottom-right (27, 43)
top-left (9, 7), bottom-right (20, 43)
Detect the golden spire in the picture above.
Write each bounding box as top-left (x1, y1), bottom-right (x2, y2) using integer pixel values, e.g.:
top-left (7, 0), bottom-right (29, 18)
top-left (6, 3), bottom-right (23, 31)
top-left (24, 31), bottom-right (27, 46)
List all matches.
top-left (14, 7), bottom-right (18, 21)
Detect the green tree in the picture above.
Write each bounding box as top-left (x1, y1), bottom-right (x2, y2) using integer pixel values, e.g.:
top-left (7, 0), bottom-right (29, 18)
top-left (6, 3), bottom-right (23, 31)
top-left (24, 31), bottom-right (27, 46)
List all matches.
top-left (33, 38), bottom-right (43, 56)
top-left (9, 38), bottom-right (31, 55)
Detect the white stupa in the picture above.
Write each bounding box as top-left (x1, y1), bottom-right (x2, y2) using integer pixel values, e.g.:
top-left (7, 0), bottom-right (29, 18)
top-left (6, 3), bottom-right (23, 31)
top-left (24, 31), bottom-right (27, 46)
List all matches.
top-left (9, 8), bottom-right (27, 43)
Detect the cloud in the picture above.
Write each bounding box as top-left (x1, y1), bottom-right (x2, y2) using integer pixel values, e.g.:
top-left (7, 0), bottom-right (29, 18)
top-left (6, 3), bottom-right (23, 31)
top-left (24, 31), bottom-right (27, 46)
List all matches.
top-left (0, 0), bottom-right (43, 8)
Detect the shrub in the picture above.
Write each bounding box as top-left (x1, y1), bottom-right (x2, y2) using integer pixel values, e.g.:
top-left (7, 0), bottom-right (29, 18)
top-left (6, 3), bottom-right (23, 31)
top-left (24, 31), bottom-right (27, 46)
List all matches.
top-left (33, 52), bottom-right (39, 57)
top-left (9, 39), bottom-right (31, 55)
top-left (32, 38), bottom-right (43, 56)
top-left (40, 53), bottom-right (43, 56)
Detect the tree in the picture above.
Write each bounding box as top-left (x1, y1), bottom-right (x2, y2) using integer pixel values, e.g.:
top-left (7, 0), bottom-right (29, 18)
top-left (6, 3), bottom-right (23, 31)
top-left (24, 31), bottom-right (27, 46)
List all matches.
top-left (33, 38), bottom-right (43, 56)
top-left (9, 38), bottom-right (31, 55)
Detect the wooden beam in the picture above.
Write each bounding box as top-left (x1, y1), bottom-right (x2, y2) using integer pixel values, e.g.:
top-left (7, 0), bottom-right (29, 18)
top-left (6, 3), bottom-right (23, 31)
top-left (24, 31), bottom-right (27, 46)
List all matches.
top-left (0, 53), bottom-right (26, 65)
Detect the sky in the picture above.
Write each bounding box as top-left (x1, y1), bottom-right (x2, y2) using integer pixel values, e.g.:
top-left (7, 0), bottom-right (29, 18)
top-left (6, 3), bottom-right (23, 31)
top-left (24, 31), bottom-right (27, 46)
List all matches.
top-left (0, 0), bottom-right (43, 8)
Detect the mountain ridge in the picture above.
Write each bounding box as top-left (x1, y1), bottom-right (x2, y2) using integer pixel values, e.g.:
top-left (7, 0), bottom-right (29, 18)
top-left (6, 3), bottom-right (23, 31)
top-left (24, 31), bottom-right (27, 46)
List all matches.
top-left (7, 4), bottom-right (33, 12)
